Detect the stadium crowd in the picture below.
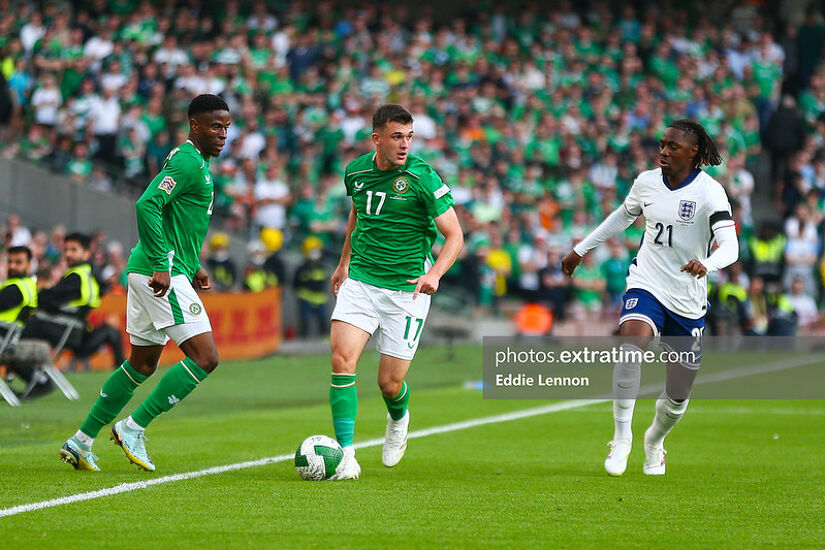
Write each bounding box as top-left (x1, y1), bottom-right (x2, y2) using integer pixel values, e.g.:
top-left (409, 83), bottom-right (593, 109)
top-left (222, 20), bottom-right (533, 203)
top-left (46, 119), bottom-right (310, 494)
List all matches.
top-left (1, 0), bottom-right (825, 335)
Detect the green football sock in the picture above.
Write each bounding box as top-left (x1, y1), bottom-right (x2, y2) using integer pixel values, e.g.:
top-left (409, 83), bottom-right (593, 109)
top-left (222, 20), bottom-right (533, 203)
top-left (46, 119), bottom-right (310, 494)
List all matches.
top-left (383, 381), bottom-right (409, 421)
top-left (79, 361), bottom-right (148, 438)
top-left (131, 358), bottom-right (208, 429)
top-left (330, 373), bottom-right (357, 447)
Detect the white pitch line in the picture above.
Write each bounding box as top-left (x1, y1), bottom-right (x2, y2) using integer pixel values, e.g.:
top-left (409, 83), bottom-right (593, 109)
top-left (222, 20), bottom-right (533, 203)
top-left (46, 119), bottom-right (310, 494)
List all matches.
top-left (0, 453), bottom-right (292, 519)
top-left (0, 399), bottom-right (607, 519)
top-left (1, 354), bottom-right (819, 519)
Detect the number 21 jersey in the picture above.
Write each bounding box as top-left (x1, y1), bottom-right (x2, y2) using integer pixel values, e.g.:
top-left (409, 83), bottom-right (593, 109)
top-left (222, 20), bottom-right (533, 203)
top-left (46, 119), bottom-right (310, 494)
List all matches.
top-left (623, 168), bottom-right (735, 319)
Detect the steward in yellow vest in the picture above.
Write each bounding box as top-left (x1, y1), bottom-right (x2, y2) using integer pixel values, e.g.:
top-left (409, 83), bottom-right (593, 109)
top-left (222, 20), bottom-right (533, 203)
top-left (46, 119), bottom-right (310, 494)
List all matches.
top-left (0, 245), bottom-right (54, 398)
top-left (0, 246), bottom-right (38, 330)
top-left (293, 236), bottom-right (330, 337)
top-left (23, 233), bottom-right (103, 349)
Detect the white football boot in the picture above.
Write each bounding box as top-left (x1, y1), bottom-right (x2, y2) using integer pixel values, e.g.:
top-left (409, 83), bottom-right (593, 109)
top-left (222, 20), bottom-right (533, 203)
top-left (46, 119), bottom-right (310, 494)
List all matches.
top-left (642, 429), bottom-right (666, 475)
top-left (604, 439), bottom-right (632, 476)
top-left (329, 446), bottom-right (361, 480)
top-left (382, 411), bottom-right (409, 467)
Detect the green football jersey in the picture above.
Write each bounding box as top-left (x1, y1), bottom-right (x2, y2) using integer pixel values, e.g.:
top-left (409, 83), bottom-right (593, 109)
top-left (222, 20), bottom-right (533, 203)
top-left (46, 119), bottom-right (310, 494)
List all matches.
top-left (345, 153), bottom-right (455, 291)
top-left (126, 141), bottom-right (214, 280)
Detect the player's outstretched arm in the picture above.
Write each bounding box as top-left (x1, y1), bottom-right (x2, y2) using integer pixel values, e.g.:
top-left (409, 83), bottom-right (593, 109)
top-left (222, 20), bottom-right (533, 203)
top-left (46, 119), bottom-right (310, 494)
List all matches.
top-left (562, 205), bottom-right (638, 277)
top-left (406, 206), bottom-right (463, 299)
top-left (331, 203), bottom-right (357, 297)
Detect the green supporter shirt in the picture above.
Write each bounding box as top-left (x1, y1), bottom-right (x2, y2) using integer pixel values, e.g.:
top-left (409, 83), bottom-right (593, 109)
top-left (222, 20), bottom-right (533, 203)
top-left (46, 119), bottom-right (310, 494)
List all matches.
top-left (126, 141), bottom-right (213, 280)
top-left (345, 153), bottom-right (455, 291)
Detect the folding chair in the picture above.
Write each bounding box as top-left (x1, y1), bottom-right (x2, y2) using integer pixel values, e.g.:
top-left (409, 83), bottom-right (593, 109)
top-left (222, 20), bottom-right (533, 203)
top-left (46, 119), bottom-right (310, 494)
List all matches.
top-left (0, 320), bottom-right (24, 406)
top-left (19, 311), bottom-right (82, 401)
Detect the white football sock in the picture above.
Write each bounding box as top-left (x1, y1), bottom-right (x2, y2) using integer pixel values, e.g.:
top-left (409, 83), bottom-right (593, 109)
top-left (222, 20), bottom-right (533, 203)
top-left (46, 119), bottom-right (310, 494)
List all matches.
top-left (612, 344), bottom-right (642, 442)
top-left (646, 394), bottom-right (690, 448)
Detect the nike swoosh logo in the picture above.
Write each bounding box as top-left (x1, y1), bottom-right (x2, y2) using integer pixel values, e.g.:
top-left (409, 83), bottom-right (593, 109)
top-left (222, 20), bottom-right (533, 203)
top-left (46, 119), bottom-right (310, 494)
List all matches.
top-left (644, 202), bottom-right (653, 207)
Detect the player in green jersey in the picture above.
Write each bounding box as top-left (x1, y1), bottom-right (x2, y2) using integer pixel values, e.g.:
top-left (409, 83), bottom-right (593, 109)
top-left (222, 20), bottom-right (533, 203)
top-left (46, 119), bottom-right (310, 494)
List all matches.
top-left (327, 104), bottom-right (464, 480)
top-left (60, 94), bottom-right (230, 472)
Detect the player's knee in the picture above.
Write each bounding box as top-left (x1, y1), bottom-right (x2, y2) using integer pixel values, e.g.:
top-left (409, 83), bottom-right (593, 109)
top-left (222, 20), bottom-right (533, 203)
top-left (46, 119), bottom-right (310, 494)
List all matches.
top-left (331, 350), bottom-right (357, 374)
top-left (193, 350), bottom-right (219, 373)
top-left (378, 377), bottom-right (402, 398)
top-left (128, 359), bottom-right (158, 377)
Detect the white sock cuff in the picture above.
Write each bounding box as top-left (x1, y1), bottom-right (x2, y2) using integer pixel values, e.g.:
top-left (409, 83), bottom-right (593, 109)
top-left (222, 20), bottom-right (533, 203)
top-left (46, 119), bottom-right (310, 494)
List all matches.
top-left (662, 394), bottom-right (690, 413)
top-left (125, 416), bottom-right (145, 431)
top-left (74, 430), bottom-right (94, 447)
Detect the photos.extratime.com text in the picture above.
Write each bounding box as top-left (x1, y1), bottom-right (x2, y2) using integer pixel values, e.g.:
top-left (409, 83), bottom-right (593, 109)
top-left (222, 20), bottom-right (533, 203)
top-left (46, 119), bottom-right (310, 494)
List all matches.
top-left (493, 346), bottom-right (698, 369)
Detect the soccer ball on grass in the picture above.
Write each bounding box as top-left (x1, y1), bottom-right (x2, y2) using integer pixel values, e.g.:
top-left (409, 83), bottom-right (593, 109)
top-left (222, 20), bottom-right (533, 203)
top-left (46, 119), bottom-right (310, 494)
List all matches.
top-left (294, 435), bottom-right (344, 481)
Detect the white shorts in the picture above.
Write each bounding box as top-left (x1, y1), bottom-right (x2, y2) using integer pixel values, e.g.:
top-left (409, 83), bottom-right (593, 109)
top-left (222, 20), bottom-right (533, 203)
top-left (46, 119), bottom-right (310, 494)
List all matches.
top-left (126, 273), bottom-right (212, 346)
top-left (331, 278), bottom-right (431, 361)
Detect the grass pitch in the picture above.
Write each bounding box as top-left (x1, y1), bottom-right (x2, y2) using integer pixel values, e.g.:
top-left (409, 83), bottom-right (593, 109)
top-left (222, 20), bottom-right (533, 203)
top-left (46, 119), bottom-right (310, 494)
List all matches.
top-left (0, 345), bottom-right (823, 548)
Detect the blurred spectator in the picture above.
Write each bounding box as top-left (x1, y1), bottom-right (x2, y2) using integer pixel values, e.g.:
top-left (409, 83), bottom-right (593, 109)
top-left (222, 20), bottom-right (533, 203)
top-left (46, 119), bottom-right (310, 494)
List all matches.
top-left (6, 213), bottom-right (32, 247)
top-left (537, 249), bottom-right (570, 323)
top-left (89, 85), bottom-right (121, 164)
top-left (66, 142), bottom-right (92, 183)
top-left (765, 95), bottom-right (805, 191)
top-left (261, 228), bottom-right (286, 286)
top-left (570, 252), bottom-right (605, 318)
top-left (748, 223), bottom-right (786, 284)
top-left (292, 236), bottom-right (330, 337)
top-left (205, 232), bottom-right (237, 290)
top-left (253, 161), bottom-right (292, 233)
top-left (782, 203), bottom-right (819, 295)
top-left (710, 262), bottom-right (750, 335)
top-left (242, 241), bottom-right (278, 292)
top-left (30, 72), bottom-right (61, 127)
top-left (786, 276), bottom-right (821, 330)
top-left (743, 276), bottom-right (797, 336)
top-left (600, 240), bottom-right (630, 309)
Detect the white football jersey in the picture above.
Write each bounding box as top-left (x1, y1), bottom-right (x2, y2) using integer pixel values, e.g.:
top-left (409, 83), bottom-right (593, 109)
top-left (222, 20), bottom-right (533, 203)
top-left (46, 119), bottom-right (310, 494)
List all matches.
top-left (623, 168), bottom-right (734, 319)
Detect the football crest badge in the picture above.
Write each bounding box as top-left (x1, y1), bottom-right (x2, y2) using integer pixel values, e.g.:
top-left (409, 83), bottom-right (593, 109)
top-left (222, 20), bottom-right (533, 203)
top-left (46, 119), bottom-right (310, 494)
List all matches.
top-left (678, 200), bottom-right (696, 221)
top-left (393, 177), bottom-right (409, 194)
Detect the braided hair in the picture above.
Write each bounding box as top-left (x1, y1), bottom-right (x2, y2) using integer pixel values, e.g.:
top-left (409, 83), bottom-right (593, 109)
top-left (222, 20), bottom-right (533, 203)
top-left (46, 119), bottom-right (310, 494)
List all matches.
top-left (667, 119), bottom-right (723, 168)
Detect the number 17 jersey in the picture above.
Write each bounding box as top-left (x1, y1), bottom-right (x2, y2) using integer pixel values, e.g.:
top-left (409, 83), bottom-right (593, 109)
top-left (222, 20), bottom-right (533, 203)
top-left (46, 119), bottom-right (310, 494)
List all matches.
top-left (344, 152), bottom-right (455, 291)
top-left (623, 168), bottom-right (734, 319)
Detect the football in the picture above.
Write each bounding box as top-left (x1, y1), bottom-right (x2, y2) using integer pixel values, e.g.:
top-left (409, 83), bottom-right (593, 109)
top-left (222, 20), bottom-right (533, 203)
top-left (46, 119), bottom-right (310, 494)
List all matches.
top-left (294, 435), bottom-right (344, 481)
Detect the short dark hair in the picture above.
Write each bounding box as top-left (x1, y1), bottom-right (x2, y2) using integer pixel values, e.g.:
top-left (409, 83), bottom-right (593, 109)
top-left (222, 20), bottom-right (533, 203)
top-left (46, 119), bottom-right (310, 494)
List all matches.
top-left (667, 119), bottom-right (723, 168)
top-left (372, 104), bottom-right (413, 132)
top-left (65, 232), bottom-right (91, 250)
top-left (188, 94), bottom-right (229, 119)
top-left (8, 246), bottom-right (32, 261)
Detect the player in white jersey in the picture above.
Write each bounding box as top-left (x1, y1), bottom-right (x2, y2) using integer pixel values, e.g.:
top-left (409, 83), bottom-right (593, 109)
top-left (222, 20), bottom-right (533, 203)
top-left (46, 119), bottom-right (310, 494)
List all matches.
top-left (562, 120), bottom-right (739, 476)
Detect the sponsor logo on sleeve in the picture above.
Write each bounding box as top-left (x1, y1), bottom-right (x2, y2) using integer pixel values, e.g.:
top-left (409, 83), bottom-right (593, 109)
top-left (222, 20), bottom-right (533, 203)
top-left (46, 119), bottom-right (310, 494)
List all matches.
top-left (433, 184), bottom-right (450, 199)
top-left (158, 176), bottom-right (177, 195)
